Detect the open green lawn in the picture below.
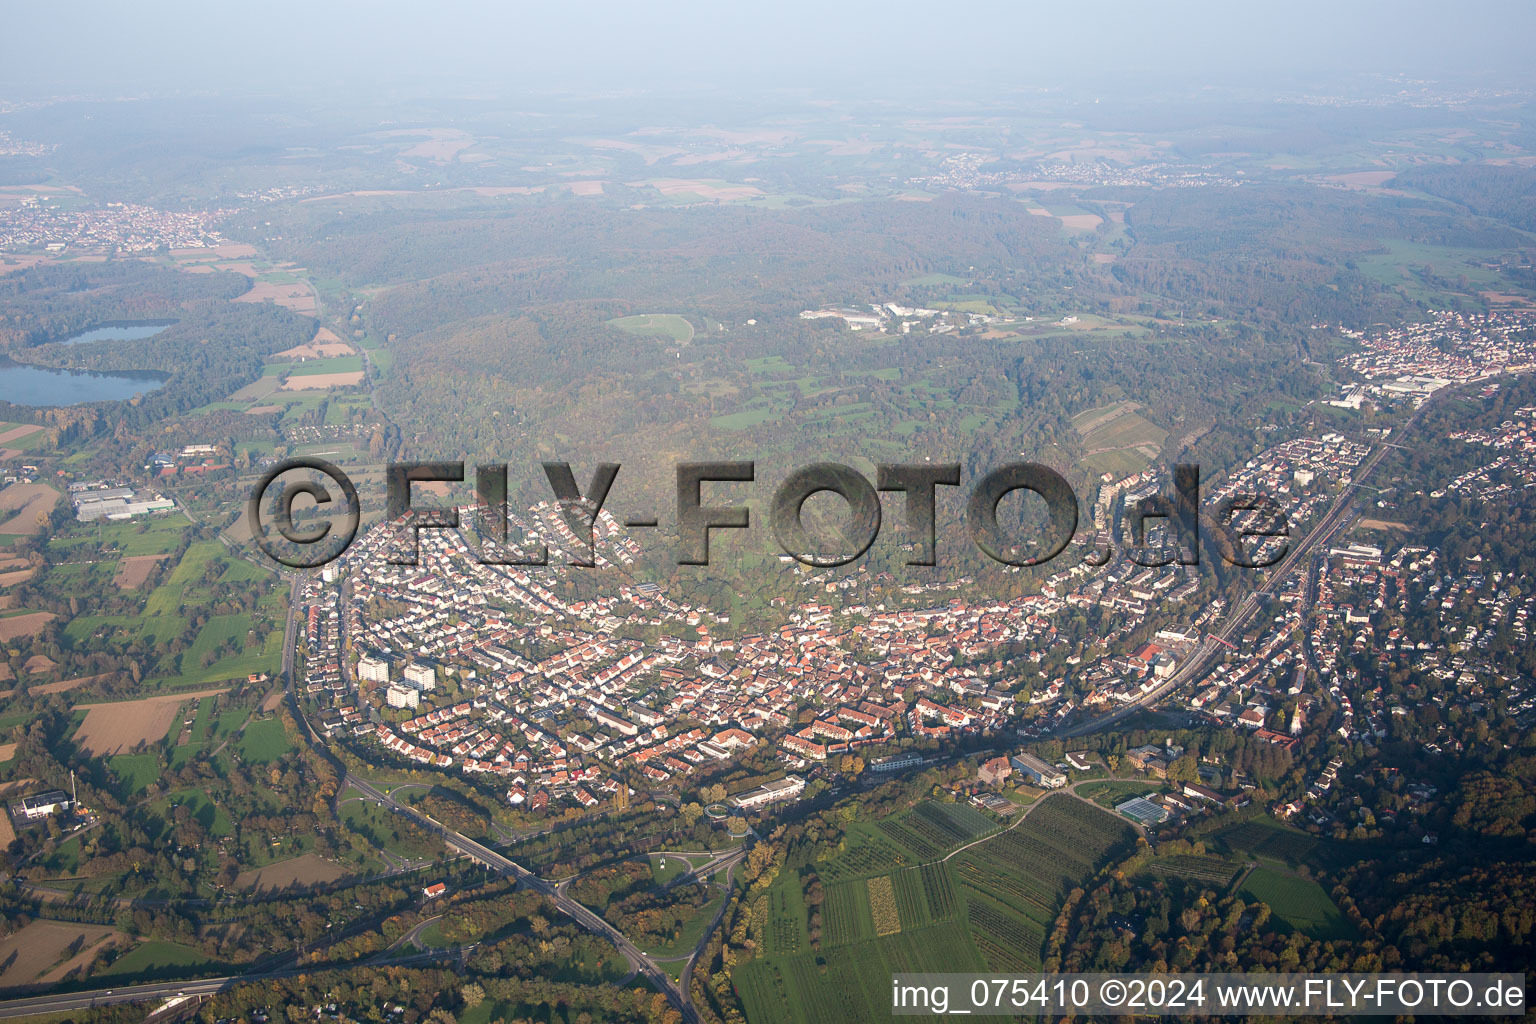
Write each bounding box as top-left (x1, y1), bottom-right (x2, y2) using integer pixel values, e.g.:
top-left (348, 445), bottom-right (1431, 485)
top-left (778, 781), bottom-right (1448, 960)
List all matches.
top-left (606, 313), bottom-right (694, 343)
top-left (286, 355), bottom-right (363, 376)
top-left (0, 709), bottom-right (36, 734)
top-left (85, 541), bottom-right (284, 687)
top-left (1240, 867), bottom-right (1353, 940)
top-left (933, 297), bottom-right (1000, 315)
top-left (1354, 240), bottom-right (1535, 304)
top-left (107, 752), bottom-right (163, 800)
top-left (649, 852), bottom-right (713, 886)
top-left (162, 788), bottom-right (234, 837)
top-left (711, 404), bottom-right (784, 430)
top-left (98, 940), bottom-right (214, 979)
top-left (39, 834), bottom-right (85, 875)
top-left (324, 399), bottom-right (372, 426)
top-left (415, 920), bottom-right (452, 949)
top-left (340, 797), bottom-right (446, 861)
top-left (48, 516), bottom-right (186, 557)
top-left (901, 272), bottom-right (971, 287)
top-left (236, 717), bottom-right (292, 763)
top-left (170, 613), bottom-right (282, 687)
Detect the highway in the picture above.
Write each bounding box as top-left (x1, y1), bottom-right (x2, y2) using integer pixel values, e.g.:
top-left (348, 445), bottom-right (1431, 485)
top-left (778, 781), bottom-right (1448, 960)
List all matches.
top-left (0, 570), bottom-right (706, 1022)
top-left (291, 575), bottom-right (703, 1022)
top-left (0, 944), bottom-right (475, 1020)
top-left (339, 773), bottom-right (698, 1023)
top-left (679, 853), bottom-right (742, 1004)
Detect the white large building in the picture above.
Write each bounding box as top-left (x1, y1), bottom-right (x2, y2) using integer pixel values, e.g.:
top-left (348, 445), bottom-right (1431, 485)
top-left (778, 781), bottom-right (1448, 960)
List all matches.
top-left (357, 655), bottom-right (390, 685)
top-left (731, 774), bottom-right (805, 809)
top-left (74, 490), bottom-right (175, 522)
top-left (403, 663), bottom-right (436, 691)
top-left (385, 683), bottom-right (420, 710)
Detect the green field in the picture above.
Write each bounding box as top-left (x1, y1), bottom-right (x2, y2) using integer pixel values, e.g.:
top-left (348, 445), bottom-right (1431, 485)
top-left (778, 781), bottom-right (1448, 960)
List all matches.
top-left (286, 355), bottom-right (363, 376)
top-left (901, 272), bottom-right (972, 287)
top-left (64, 542), bottom-right (282, 691)
top-left (1073, 400), bottom-right (1167, 478)
top-left (340, 797), bottom-right (446, 861)
top-left (49, 516), bottom-right (187, 557)
top-left (236, 717), bottom-right (292, 763)
top-left (932, 296), bottom-right (1000, 315)
top-left (158, 788), bottom-right (235, 837)
top-left (1354, 240), bottom-right (1536, 305)
top-left (606, 313), bottom-right (694, 343)
top-left (0, 421), bottom-right (48, 451)
top-left (1240, 867), bottom-right (1353, 940)
top-left (98, 940), bottom-right (214, 979)
top-left (107, 752), bottom-right (163, 799)
top-left (261, 355), bottom-right (363, 379)
top-left (736, 796), bottom-right (1133, 1023)
top-left (649, 852), bottom-right (713, 886)
top-left (101, 542), bottom-right (283, 686)
top-left (711, 404), bottom-right (782, 431)
top-left (1213, 816), bottom-right (1318, 864)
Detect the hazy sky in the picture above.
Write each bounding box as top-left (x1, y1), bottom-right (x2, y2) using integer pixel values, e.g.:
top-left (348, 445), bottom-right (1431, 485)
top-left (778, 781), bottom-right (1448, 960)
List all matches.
top-left (4, 1), bottom-right (1534, 101)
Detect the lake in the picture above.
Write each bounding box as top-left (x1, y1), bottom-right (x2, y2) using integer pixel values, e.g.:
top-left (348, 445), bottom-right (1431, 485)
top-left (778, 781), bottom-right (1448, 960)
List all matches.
top-left (59, 320), bottom-right (176, 345)
top-left (0, 356), bottom-right (167, 406)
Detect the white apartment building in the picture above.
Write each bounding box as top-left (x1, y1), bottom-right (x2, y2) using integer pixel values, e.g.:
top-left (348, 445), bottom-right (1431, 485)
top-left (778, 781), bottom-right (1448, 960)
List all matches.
top-left (404, 663), bottom-right (437, 691)
top-left (358, 655), bottom-right (390, 685)
top-left (385, 683), bottom-right (420, 709)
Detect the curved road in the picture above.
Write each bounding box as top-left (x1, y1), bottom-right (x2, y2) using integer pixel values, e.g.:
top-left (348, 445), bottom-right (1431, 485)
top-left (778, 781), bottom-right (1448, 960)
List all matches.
top-left (339, 771), bottom-right (700, 1023)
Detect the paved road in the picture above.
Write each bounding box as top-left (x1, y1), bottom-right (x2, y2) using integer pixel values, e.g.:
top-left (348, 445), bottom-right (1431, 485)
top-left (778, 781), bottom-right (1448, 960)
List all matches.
top-left (934, 772), bottom-right (1147, 866)
top-left (678, 854), bottom-right (741, 1007)
top-left (290, 575), bottom-right (700, 1021)
top-left (341, 773), bottom-right (699, 1024)
top-left (375, 913), bottom-right (444, 960)
top-left (1049, 406), bottom-right (1416, 741)
top-left (0, 944), bottom-right (472, 1020)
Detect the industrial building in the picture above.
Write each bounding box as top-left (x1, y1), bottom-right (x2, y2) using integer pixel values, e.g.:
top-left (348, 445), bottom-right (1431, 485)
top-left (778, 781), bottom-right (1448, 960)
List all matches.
top-left (1010, 751), bottom-right (1067, 789)
top-left (20, 790), bottom-right (73, 820)
top-left (73, 487), bottom-right (175, 522)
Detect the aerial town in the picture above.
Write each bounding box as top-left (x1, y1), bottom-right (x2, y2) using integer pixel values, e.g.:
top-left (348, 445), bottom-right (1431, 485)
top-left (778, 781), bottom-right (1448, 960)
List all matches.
top-left (284, 309), bottom-right (1536, 834)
